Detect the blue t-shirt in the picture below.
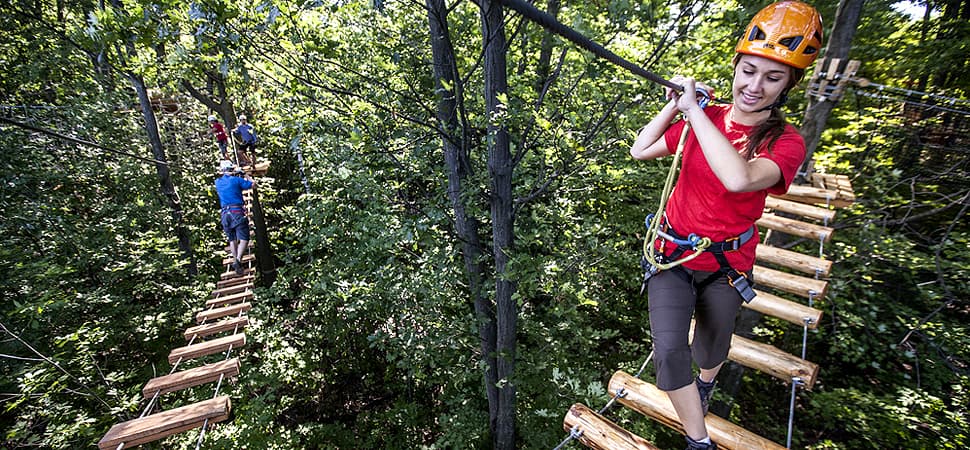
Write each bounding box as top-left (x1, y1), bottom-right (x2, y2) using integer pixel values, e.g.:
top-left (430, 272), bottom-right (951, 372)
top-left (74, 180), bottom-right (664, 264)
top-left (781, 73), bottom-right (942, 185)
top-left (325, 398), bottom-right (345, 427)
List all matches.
top-left (215, 175), bottom-right (254, 207)
top-left (236, 123), bottom-right (257, 144)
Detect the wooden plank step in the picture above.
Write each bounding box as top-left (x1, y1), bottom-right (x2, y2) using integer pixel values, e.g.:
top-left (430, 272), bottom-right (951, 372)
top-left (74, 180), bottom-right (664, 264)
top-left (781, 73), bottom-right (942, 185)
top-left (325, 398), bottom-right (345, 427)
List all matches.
top-left (211, 283), bottom-right (252, 298)
top-left (756, 244), bottom-right (832, 276)
top-left (222, 254), bottom-right (255, 265)
top-left (764, 196), bottom-right (836, 223)
top-left (168, 333), bottom-right (246, 364)
top-left (184, 317), bottom-right (249, 341)
top-left (562, 403), bottom-right (660, 450)
top-left (98, 396), bottom-right (231, 450)
top-left (196, 302), bottom-right (251, 324)
top-left (206, 290), bottom-right (253, 308)
top-left (216, 274), bottom-right (255, 289)
top-left (743, 289), bottom-right (822, 329)
top-left (220, 267), bottom-right (254, 280)
top-left (609, 372), bottom-right (786, 450)
top-left (721, 332), bottom-right (819, 389)
top-left (754, 265), bottom-right (828, 299)
top-left (809, 172), bottom-right (854, 197)
top-left (779, 184), bottom-right (853, 208)
top-left (757, 213), bottom-right (834, 242)
top-left (142, 358), bottom-right (240, 398)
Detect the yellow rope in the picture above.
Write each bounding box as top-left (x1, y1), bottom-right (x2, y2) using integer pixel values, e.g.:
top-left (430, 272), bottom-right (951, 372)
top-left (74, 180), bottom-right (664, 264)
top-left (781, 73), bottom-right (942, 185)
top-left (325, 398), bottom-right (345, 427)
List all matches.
top-left (642, 120), bottom-right (712, 270)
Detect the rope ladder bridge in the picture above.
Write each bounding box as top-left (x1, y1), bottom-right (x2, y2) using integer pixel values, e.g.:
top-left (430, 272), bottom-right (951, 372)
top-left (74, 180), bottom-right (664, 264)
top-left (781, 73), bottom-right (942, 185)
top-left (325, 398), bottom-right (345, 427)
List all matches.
top-left (97, 167), bottom-right (265, 449)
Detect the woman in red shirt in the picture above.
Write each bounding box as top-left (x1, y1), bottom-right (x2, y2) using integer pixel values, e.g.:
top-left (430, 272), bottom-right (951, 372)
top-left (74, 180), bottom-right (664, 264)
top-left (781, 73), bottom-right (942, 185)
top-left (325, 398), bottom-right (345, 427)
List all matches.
top-left (629, 2), bottom-right (823, 449)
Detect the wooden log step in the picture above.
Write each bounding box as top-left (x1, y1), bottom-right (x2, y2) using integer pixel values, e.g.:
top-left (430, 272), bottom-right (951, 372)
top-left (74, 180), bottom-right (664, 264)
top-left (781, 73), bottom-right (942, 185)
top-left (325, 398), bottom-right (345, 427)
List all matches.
top-left (195, 302), bottom-right (251, 324)
top-left (764, 196), bottom-right (836, 223)
top-left (757, 213), bottom-right (834, 242)
top-left (142, 358), bottom-right (240, 398)
top-left (211, 283), bottom-right (252, 298)
top-left (98, 396), bottom-right (231, 450)
top-left (221, 254), bottom-right (255, 265)
top-left (779, 185), bottom-right (853, 208)
top-left (184, 317), bottom-right (249, 341)
top-left (756, 244), bottom-right (832, 276)
top-left (168, 333), bottom-right (246, 364)
top-left (743, 289), bottom-right (822, 329)
top-left (220, 267), bottom-right (254, 280)
top-left (216, 274), bottom-right (255, 289)
top-left (809, 172), bottom-right (854, 198)
top-left (562, 403), bottom-right (660, 450)
top-left (754, 265), bottom-right (828, 299)
top-left (609, 371), bottom-right (786, 450)
top-left (206, 290), bottom-right (253, 308)
top-left (728, 333), bottom-right (819, 388)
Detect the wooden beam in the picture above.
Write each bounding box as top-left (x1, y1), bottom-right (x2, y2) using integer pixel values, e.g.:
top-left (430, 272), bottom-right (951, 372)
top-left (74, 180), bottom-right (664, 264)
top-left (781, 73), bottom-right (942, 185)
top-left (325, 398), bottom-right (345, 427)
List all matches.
top-left (744, 289), bottom-right (822, 329)
top-left (562, 403), bottom-right (660, 450)
top-left (168, 333), bottom-right (245, 364)
top-left (221, 254), bottom-right (255, 265)
top-left (216, 274), bottom-right (255, 289)
top-left (780, 185), bottom-right (853, 208)
top-left (206, 290), bottom-right (253, 308)
top-left (754, 265), bottom-right (828, 299)
top-left (142, 358), bottom-right (240, 398)
top-left (211, 283), bottom-right (252, 298)
top-left (98, 396), bottom-right (231, 450)
top-left (756, 244), bottom-right (832, 277)
top-left (757, 213), bottom-right (833, 242)
top-left (220, 267), bottom-right (254, 280)
top-left (764, 196), bottom-right (836, 223)
top-left (184, 317), bottom-right (249, 341)
top-left (608, 372), bottom-right (786, 450)
top-left (195, 302), bottom-right (251, 324)
top-left (724, 333), bottom-right (819, 389)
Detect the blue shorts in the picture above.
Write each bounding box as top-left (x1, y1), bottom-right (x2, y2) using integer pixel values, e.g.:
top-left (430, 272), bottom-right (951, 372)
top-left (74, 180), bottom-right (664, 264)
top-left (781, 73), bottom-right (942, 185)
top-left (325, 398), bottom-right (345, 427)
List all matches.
top-left (221, 207), bottom-right (250, 242)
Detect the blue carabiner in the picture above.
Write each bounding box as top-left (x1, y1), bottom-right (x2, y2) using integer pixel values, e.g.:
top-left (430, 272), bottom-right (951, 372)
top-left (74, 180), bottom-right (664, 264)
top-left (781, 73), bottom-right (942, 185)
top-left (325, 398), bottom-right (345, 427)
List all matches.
top-left (695, 88), bottom-right (711, 109)
top-left (687, 233), bottom-right (701, 247)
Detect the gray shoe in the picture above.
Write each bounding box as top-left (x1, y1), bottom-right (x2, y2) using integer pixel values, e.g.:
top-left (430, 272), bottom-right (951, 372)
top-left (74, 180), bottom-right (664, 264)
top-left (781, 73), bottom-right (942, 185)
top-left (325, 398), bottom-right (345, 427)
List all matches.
top-left (685, 435), bottom-right (718, 450)
top-left (232, 261), bottom-right (244, 275)
top-left (696, 376), bottom-right (716, 416)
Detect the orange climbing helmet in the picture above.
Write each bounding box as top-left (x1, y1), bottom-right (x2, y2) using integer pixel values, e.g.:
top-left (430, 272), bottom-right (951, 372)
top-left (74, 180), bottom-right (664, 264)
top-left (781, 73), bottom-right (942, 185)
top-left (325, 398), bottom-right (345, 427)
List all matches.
top-left (735, 1), bottom-right (823, 70)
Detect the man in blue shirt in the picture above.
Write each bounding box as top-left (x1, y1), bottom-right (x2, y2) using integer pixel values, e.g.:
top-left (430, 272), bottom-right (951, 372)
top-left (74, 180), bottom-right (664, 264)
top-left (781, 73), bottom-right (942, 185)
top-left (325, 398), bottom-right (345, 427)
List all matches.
top-left (215, 160), bottom-right (255, 275)
top-left (233, 114), bottom-right (258, 166)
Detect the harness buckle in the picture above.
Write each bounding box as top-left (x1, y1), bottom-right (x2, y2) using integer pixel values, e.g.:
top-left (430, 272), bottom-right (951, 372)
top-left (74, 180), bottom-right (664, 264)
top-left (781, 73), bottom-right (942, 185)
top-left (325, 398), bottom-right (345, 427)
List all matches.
top-left (727, 271), bottom-right (757, 303)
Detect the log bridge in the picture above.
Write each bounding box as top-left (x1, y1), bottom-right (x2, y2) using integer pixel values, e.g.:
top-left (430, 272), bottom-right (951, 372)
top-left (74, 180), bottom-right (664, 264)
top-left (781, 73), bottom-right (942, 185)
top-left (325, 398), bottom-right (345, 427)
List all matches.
top-left (563, 172), bottom-right (855, 449)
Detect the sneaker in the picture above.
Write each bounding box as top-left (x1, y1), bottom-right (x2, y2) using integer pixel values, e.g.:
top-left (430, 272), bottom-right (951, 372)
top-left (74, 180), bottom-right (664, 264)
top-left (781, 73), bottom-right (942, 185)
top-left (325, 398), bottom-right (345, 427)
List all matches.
top-left (685, 435), bottom-right (718, 450)
top-left (696, 375), bottom-right (716, 416)
top-left (232, 261), bottom-right (244, 275)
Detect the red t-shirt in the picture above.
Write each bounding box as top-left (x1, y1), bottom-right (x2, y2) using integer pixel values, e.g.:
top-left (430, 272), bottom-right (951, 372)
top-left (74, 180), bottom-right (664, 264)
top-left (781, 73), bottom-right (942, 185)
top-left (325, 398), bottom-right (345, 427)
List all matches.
top-left (211, 122), bottom-right (228, 142)
top-left (659, 105), bottom-right (805, 271)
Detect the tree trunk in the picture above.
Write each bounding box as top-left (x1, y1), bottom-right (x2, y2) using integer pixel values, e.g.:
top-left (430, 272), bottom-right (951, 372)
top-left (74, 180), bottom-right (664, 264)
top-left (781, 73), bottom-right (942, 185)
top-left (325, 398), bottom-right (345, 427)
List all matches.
top-left (480, 1), bottom-right (517, 448)
top-left (426, 0), bottom-right (498, 434)
top-left (128, 73), bottom-right (199, 276)
top-left (534, 0), bottom-right (561, 94)
top-left (798, 0), bottom-right (865, 174)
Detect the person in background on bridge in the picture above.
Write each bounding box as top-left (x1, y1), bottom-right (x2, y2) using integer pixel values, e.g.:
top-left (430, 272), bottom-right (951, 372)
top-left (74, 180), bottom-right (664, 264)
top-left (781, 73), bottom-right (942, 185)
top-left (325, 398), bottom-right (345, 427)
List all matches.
top-left (207, 115), bottom-right (230, 160)
top-left (216, 160), bottom-right (255, 276)
top-left (232, 114), bottom-right (258, 166)
top-left (628, 2), bottom-right (822, 449)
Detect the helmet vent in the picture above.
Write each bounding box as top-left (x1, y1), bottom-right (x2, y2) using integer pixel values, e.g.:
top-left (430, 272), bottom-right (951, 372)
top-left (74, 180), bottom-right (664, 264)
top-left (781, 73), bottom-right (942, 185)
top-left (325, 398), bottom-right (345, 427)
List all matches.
top-left (748, 26), bottom-right (766, 41)
top-left (803, 46), bottom-right (818, 55)
top-left (779, 36), bottom-right (803, 51)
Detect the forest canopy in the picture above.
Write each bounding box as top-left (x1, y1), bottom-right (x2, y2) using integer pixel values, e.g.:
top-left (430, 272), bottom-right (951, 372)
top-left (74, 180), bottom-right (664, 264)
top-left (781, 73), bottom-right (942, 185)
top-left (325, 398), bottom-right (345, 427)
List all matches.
top-left (1, 0), bottom-right (967, 448)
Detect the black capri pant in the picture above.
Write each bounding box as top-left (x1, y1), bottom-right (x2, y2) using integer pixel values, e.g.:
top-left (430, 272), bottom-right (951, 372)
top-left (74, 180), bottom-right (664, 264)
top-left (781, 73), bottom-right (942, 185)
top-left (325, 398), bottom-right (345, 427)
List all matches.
top-left (648, 267), bottom-right (747, 391)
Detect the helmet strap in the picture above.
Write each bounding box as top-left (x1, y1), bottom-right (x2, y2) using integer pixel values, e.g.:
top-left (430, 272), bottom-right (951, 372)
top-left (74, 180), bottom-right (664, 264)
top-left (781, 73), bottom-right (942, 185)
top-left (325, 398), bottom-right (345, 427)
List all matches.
top-left (754, 91), bottom-right (789, 113)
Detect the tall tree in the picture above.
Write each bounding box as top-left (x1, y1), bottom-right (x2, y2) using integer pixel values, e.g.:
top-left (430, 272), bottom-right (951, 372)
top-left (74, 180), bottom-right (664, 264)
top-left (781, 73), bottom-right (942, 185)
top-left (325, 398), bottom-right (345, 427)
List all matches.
top-left (798, 0), bottom-right (865, 174)
top-left (425, 0), bottom-right (498, 434)
top-left (479, 0), bottom-right (517, 447)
